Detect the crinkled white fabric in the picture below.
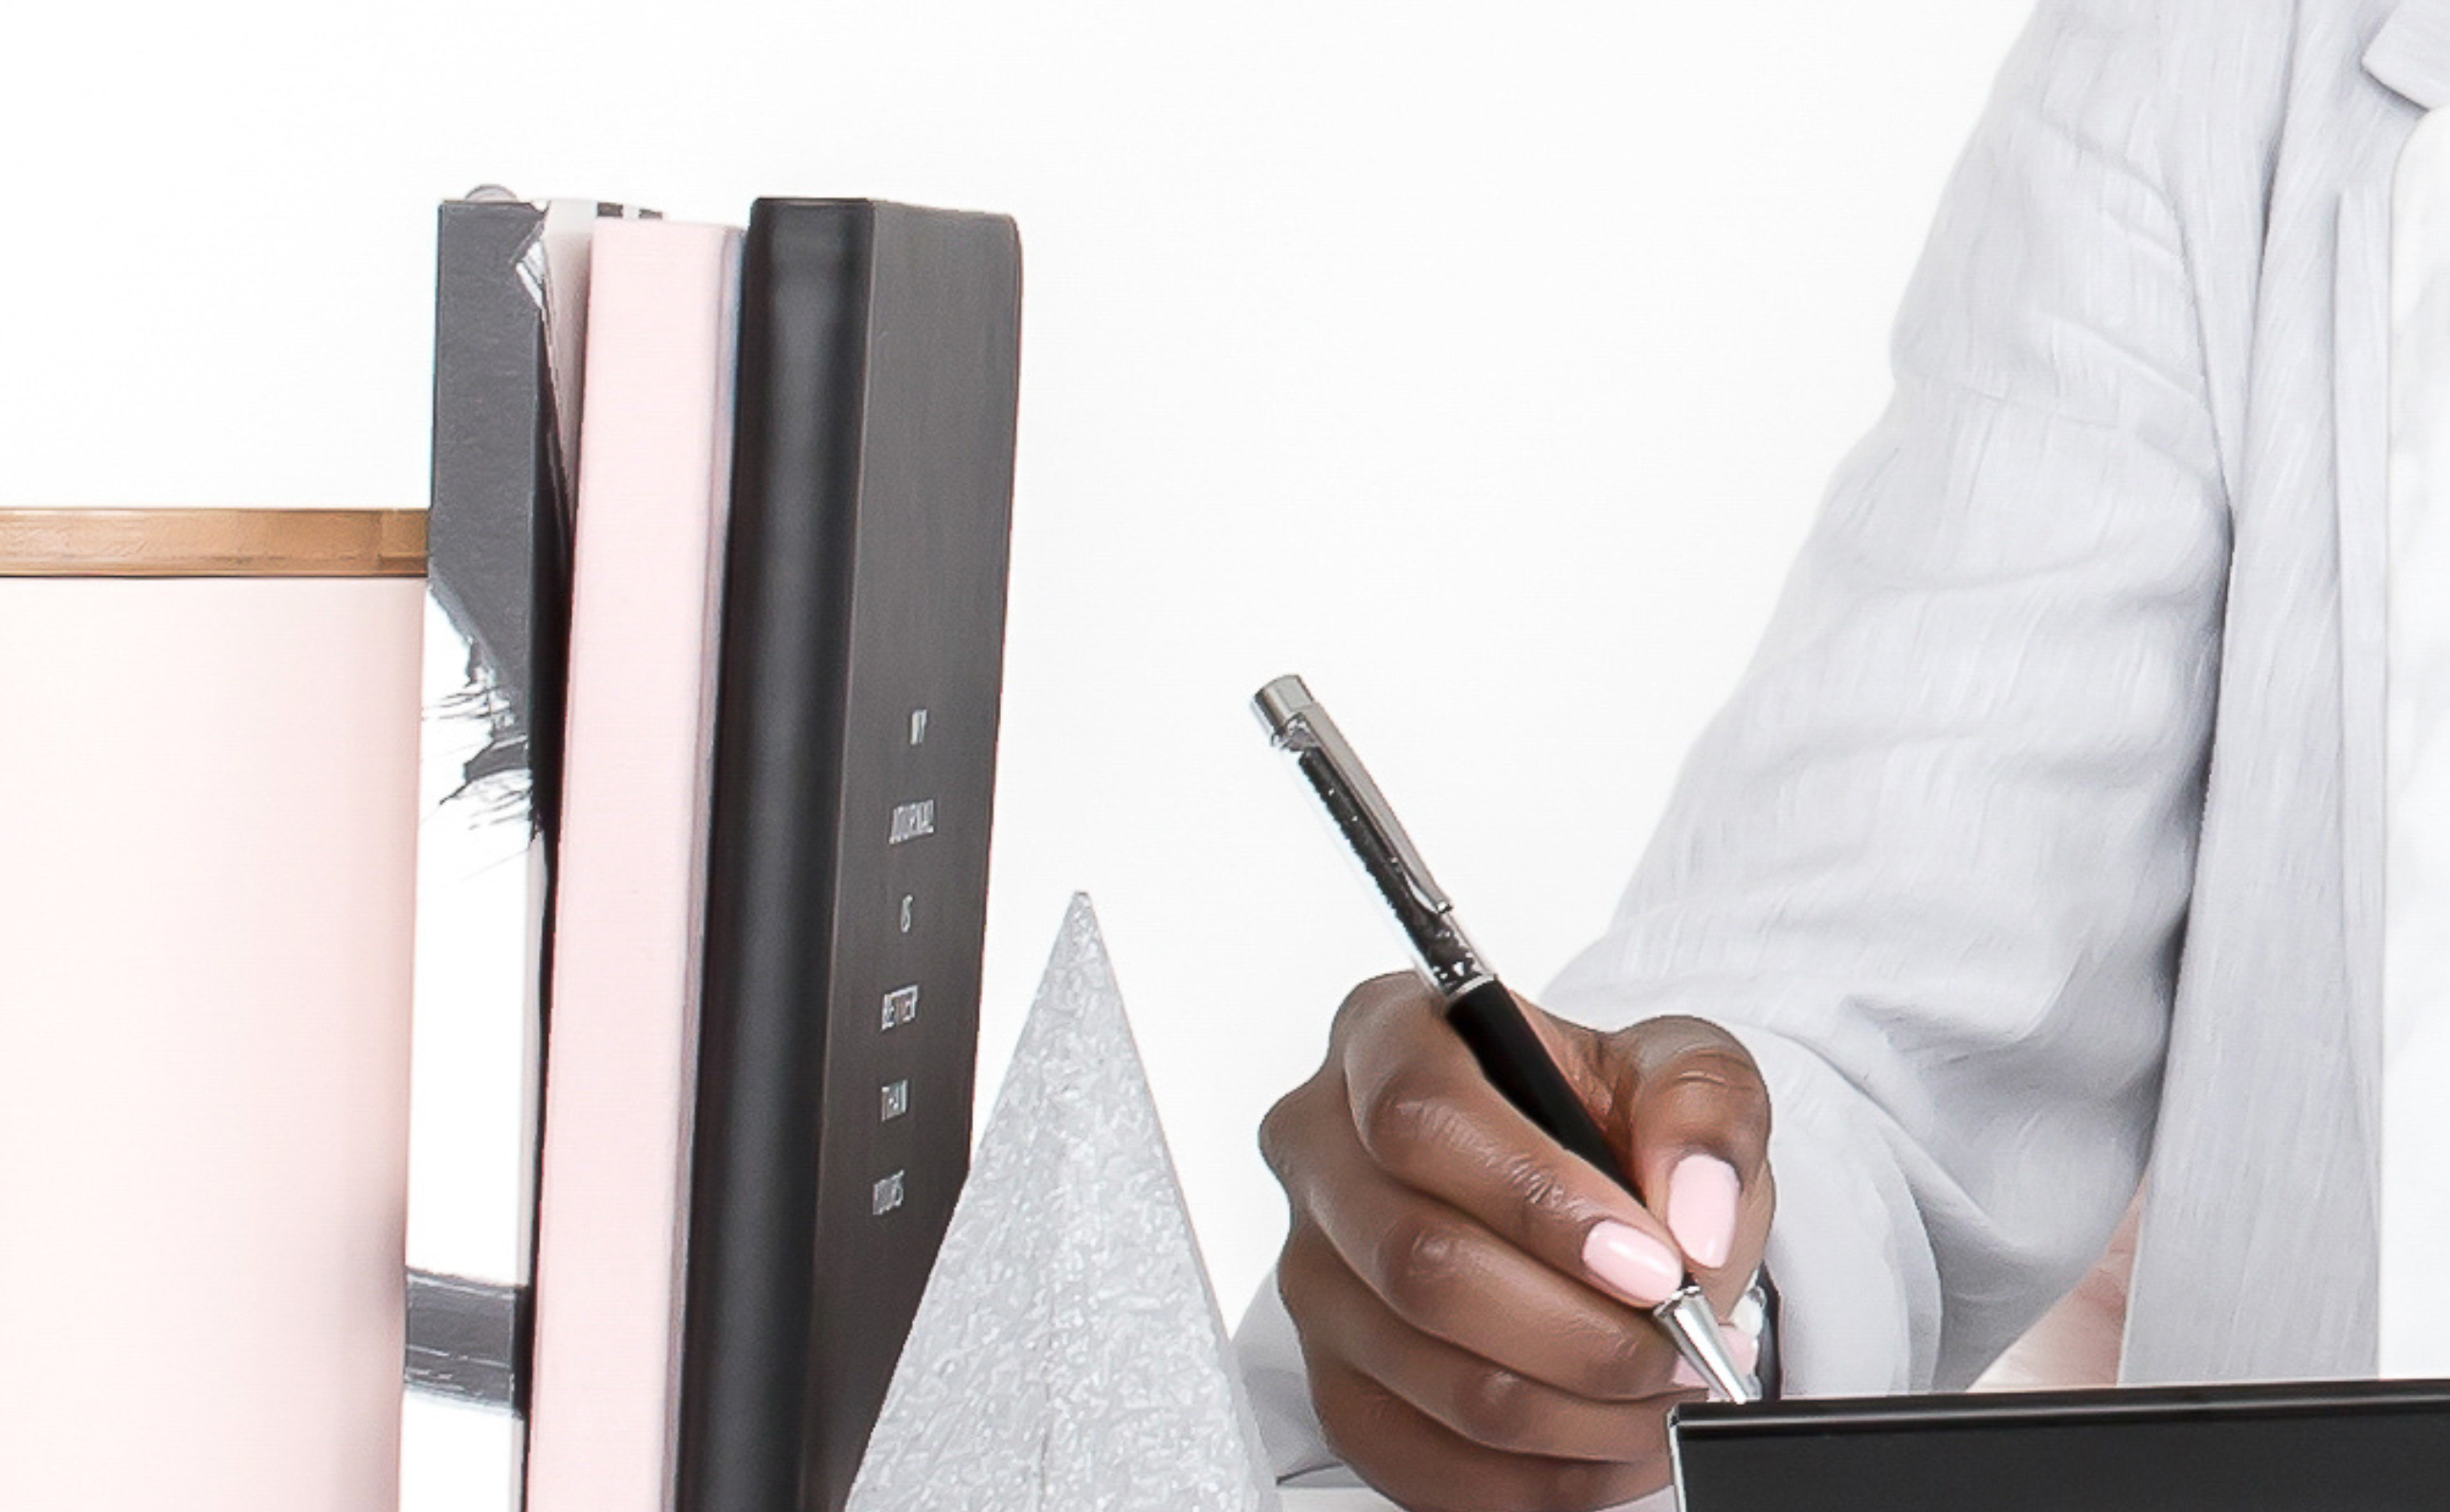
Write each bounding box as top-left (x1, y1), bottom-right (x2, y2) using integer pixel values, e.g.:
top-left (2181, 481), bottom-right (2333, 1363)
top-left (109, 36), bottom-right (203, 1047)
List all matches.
top-left (1237, 0), bottom-right (2450, 1485)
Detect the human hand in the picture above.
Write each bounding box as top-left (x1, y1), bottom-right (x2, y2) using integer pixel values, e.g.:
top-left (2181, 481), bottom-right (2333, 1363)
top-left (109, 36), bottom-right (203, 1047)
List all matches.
top-left (1259, 974), bottom-right (1773, 1511)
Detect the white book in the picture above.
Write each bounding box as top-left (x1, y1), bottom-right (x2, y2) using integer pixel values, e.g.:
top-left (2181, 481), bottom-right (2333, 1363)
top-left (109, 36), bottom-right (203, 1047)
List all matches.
top-left (405, 192), bottom-right (642, 1512)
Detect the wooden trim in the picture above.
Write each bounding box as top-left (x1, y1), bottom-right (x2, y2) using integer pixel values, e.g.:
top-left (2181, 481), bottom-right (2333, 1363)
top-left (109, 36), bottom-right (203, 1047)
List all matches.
top-left (0, 509), bottom-right (427, 578)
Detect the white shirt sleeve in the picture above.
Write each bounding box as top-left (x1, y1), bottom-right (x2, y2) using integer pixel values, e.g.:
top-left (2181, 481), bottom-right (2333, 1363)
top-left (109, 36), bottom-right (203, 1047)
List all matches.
top-left (1235, 0), bottom-right (2230, 1445)
top-left (1541, 0), bottom-right (2224, 1396)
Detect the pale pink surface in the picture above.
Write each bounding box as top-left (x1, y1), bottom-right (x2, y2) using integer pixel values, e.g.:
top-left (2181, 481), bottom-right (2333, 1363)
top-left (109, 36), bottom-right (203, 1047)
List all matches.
top-left (1664, 1154), bottom-right (1740, 1272)
top-left (1581, 1220), bottom-right (1682, 1308)
top-left (523, 217), bottom-right (740, 1512)
top-left (0, 574), bottom-right (421, 1511)
top-left (1974, 1193), bottom-right (2141, 1392)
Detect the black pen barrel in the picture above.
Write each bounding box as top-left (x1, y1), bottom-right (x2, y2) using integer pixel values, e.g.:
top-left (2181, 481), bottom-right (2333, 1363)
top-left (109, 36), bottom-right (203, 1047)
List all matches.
top-left (1443, 977), bottom-right (1634, 1195)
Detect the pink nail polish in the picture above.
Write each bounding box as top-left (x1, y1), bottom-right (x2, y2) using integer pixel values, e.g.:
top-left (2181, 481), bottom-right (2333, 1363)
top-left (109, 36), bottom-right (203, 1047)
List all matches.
top-left (1583, 1220), bottom-right (1683, 1307)
top-left (1671, 1358), bottom-right (1707, 1390)
top-left (1667, 1154), bottom-right (1742, 1271)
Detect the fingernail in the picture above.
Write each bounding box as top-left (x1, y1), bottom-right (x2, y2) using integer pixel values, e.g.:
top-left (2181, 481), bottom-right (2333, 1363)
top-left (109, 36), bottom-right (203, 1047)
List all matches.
top-left (1582, 1221), bottom-right (1683, 1307)
top-left (1667, 1155), bottom-right (1741, 1272)
top-left (1670, 1358), bottom-right (1706, 1390)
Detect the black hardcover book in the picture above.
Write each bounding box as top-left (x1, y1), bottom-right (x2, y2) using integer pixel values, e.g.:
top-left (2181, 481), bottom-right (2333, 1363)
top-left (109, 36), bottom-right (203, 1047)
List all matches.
top-left (678, 200), bottom-right (1023, 1512)
top-left (1672, 1378), bottom-right (2450, 1512)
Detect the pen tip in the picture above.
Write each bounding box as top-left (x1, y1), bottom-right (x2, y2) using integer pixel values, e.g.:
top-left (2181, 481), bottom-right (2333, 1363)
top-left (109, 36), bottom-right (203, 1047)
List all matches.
top-left (1654, 1284), bottom-right (1757, 1405)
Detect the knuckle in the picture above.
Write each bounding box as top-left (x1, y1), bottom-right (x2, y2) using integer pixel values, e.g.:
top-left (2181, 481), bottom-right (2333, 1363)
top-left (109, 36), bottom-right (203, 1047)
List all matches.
top-left (1451, 1366), bottom-right (1540, 1450)
top-left (1376, 1213), bottom-right (1467, 1321)
top-left (1493, 1149), bottom-right (1581, 1227)
top-left (1258, 1076), bottom-right (1351, 1194)
top-left (1664, 1043), bottom-right (1767, 1101)
top-left (1256, 1087), bottom-right (1305, 1181)
top-left (1547, 1463), bottom-right (1612, 1512)
top-left (1356, 1075), bottom-right (1457, 1170)
top-left (1331, 972), bottom-right (1415, 1036)
top-left (1647, 1039), bottom-right (1773, 1156)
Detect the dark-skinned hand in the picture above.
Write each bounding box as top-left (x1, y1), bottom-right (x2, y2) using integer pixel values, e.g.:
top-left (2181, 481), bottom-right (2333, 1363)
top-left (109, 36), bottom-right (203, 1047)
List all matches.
top-left (1258, 974), bottom-right (1774, 1512)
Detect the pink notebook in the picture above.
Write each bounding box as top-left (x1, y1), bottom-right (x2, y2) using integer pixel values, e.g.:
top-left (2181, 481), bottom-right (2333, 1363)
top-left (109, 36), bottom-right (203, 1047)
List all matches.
top-left (523, 217), bottom-right (743, 1512)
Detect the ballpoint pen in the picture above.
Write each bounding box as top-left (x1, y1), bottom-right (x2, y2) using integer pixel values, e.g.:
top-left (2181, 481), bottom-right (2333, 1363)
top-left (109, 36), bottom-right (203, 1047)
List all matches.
top-left (1252, 673), bottom-right (1757, 1405)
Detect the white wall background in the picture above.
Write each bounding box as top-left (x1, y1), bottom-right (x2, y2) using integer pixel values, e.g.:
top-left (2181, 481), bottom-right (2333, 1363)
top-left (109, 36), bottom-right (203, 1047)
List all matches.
top-left (2, 0), bottom-right (2036, 1324)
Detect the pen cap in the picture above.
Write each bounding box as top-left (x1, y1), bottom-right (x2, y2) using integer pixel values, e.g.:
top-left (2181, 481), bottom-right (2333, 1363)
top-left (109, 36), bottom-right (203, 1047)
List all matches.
top-left (0, 509), bottom-right (423, 1512)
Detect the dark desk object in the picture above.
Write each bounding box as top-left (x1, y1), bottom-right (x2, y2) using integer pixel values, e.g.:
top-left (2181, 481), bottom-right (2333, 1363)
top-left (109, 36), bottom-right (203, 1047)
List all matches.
top-left (1672, 1379), bottom-right (2450, 1512)
top-left (677, 198), bottom-right (1023, 1512)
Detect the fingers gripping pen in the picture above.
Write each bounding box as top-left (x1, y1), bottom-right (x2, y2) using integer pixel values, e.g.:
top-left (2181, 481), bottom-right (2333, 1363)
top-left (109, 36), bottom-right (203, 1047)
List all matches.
top-left (1253, 674), bottom-right (1757, 1405)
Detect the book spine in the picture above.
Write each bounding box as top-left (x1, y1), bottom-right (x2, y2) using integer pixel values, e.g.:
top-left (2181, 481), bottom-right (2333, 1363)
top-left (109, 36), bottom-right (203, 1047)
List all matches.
top-left (523, 219), bottom-right (744, 1512)
top-left (403, 195), bottom-right (605, 1512)
top-left (407, 201), bottom-right (554, 1475)
top-left (679, 200), bottom-right (875, 1512)
top-left (677, 200), bottom-right (1023, 1512)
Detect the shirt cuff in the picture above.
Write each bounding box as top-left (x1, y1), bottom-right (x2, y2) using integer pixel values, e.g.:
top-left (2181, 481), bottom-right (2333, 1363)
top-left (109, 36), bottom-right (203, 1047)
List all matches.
top-left (1726, 1024), bottom-right (1933, 1396)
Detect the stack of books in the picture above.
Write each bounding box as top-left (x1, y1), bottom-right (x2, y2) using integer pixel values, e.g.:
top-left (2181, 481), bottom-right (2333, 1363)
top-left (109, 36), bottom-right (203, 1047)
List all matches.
top-left (401, 191), bottom-right (1024, 1512)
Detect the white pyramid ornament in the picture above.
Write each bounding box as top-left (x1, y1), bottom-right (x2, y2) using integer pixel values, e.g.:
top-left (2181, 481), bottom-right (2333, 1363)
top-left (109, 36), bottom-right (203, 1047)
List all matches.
top-left (844, 895), bottom-right (1284, 1512)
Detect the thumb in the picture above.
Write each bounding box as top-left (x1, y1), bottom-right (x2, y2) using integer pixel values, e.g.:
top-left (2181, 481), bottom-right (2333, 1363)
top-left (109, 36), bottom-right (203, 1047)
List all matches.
top-left (1600, 1014), bottom-right (1774, 1310)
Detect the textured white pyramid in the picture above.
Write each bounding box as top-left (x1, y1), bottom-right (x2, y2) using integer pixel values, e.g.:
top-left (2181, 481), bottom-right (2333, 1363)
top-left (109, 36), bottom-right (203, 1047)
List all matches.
top-left (844, 895), bottom-right (1284, 1512)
